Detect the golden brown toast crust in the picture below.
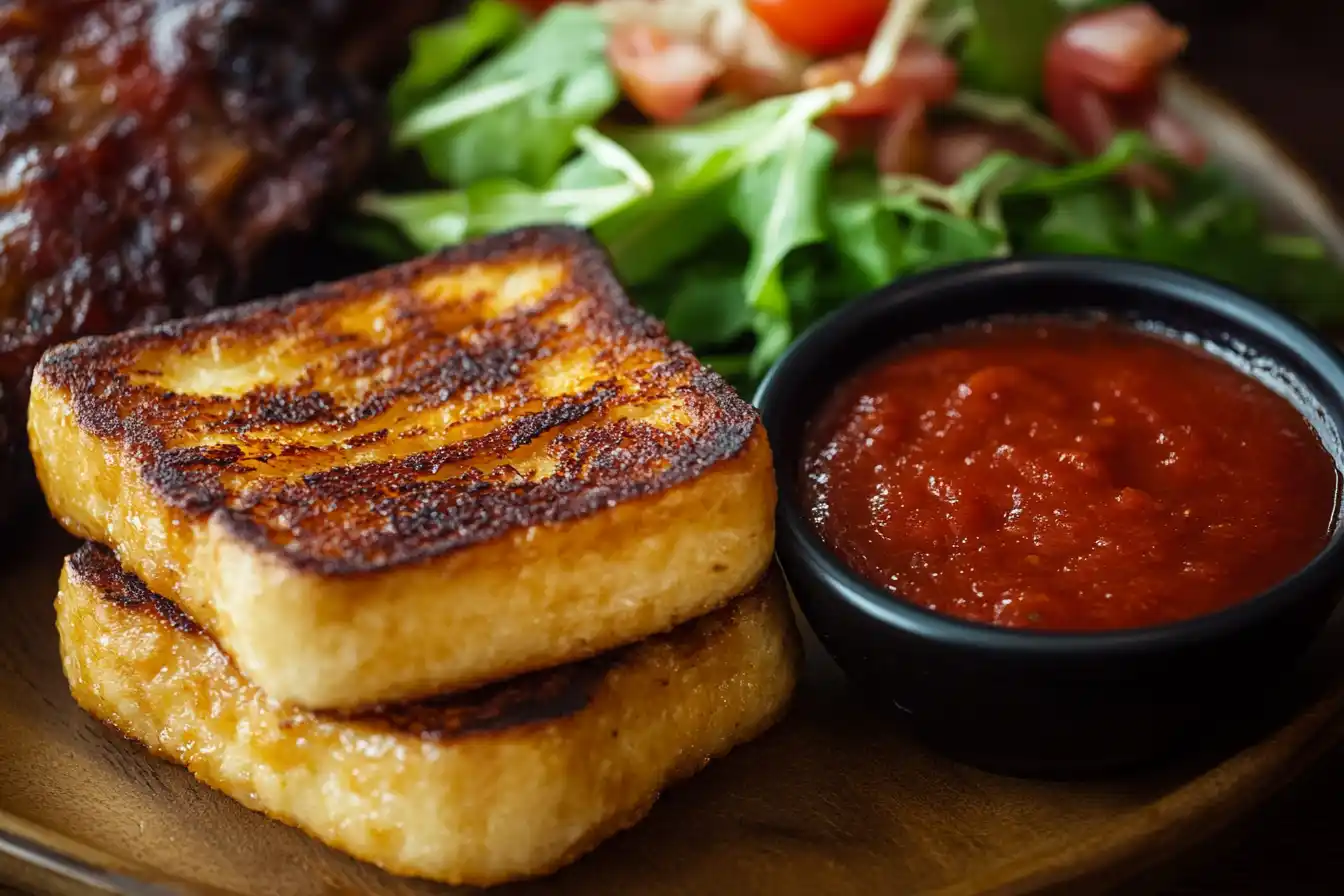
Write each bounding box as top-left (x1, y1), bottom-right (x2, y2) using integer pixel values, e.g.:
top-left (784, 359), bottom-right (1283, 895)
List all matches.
top-left (58, 542), bottom-right (800, 886)
top-left (38, 226), bottom-right (759, 577)
top-left (67, 541), bottom-right (781, 745)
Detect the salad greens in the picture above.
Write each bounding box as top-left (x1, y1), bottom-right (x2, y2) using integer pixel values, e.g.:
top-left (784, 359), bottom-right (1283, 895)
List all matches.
top-left (354, 0), bottom-right (1344, 391)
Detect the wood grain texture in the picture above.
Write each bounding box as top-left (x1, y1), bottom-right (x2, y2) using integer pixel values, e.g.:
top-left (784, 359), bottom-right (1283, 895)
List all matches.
top-left (3, 513), bottom-right (1344, 895)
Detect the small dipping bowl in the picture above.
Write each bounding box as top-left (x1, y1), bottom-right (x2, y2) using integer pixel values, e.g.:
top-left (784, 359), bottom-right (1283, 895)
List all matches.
top-left (755, 257), bottom-right (1344, 777)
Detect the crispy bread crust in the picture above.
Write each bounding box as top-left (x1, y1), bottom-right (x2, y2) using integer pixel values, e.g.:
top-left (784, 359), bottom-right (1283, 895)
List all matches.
top-left (36, 226), bottom-right (760, 576)
top-left (69, 542), bottom-right (617, 740)
top-left (58, 544), bottom-right (801, 885)
top-left (32, 226), bottom-right (776, 708)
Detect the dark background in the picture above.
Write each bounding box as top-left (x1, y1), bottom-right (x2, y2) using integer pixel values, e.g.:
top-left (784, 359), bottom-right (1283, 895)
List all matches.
top-left (1126, 4), bottom-right (1344, 892)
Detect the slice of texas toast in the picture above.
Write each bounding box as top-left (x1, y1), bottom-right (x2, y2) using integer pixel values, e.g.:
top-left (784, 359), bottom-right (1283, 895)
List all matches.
top-left (57, 543), bottom-right (800, 887)
top-left (30, 226), bottom-right (775, 709)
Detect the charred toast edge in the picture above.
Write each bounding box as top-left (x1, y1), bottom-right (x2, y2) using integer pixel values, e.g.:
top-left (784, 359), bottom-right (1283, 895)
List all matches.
top-left (32, 225), bottom-right (762, 577)
top-left (57, 544), bottom-right (802, 887)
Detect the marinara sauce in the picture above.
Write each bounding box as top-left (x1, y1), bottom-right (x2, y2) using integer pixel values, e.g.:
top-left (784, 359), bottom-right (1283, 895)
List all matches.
top-left (803, 318), bottom-right (1339, 631)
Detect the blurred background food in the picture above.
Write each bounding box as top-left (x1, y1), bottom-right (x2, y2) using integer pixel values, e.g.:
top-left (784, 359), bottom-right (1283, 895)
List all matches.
top-left (0, 0), bottom-right (444, 522)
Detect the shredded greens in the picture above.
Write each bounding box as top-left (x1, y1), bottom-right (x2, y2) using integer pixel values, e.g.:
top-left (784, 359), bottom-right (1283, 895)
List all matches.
top-left (353, 0), bottom-right (1344, 390)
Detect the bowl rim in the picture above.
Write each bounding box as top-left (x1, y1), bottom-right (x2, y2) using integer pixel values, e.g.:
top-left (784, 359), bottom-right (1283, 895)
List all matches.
top-left (755, 255), bottom-right (1344, 656)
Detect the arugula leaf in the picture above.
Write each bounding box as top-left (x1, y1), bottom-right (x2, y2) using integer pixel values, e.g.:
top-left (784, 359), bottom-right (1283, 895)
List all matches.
top-left (1003, 130), bottom-right (1150, 194)
top-left (1015, 189), bottom-right (1128, 255)
top-left (597, 186), bottom-right (737, 286)
top-left (358, 177), bottom-right (642, 250)
top-left (362, 1), bottom-right (1344, 390)
top-left (1004, 159), bottom-right (1344, 323)
top-left (389, 0), bottom-right (524, 121)
top-left (947, 89), bottom-right (1075, 154)
top-left (828, 162), bottom-right (1007, 300)
top-left (660, 261), bottom-right (755, 348)
top-left (359, 127), bottom-right (652, 250)
top-left (828, 169), bottom-right (908, 289)
top-left (396, 4), bottom-right (618, 186)
top-left (731, 126), bottom-right (836, 323)
top-left (889, 198), bottom-right (1008, 268)
top-left (959, 0), bottom-right (1064, 102)
top-left (609, 85), bottom-right (850, 179)
top-left (593, 85), bottom-right (850, 284)
top-left (923, 0), bottom-right (977, 46)
top-left (749, 311), bottom-right (794, 378)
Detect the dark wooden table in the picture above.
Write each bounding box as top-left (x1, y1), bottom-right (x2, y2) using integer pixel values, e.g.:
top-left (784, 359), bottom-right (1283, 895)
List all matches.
top-left (1136, 2), bottom-right (1344, 894)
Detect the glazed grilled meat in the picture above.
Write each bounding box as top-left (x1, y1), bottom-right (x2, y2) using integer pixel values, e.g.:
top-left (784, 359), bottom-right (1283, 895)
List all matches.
top-left (0, 0), bottom-right (436, 517)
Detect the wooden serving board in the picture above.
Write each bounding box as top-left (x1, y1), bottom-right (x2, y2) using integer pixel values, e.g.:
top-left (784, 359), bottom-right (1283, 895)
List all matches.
top-left (4, 78), bottom-right (1344, 895)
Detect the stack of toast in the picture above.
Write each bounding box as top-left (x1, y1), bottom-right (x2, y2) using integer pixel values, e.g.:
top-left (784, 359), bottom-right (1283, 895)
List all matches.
top-left (27, 227), bottom-right (799, 886)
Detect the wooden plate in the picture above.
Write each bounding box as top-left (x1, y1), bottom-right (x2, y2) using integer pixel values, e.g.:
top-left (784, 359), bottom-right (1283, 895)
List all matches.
top-left (5, 76), bottom-right (1344, 896)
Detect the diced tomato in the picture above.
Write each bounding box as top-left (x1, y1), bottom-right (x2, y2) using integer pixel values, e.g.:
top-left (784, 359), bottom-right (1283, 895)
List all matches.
top-left (511, 1), bottom-right (565, 14)
top-left (925, 121), bottom-right (1065, 186)
top-left (1045, 3), bottom-right (1204, 184)
top-left (1048, 4), bottom-right (1187, 95)
top-left (803, 54), bottom-right (891, 116)
top-left (875, 101), bottom-right (929, 176)
top-left (747, 0), bottom-right (888, 56)
top-left (803, 40), bottom-right (958, 118)
top-left (606, 22), bottom-right (724, 124)
top-left (717, 62), bottom-right (800, 101)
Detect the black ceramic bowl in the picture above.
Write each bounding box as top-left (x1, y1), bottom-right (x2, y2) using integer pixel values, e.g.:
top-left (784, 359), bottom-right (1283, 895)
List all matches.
top-left (755, 257), bottom-right (1344, 778)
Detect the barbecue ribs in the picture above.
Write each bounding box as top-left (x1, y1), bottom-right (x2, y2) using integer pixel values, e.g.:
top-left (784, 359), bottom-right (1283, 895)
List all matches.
top-left (0, 0), bottom-right (437, 520)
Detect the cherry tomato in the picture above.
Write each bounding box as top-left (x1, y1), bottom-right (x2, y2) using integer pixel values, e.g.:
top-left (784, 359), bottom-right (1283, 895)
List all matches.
top-left (607, 22), bottom-right (724, 124)
top-left (802, 40), bottom-right (957, 118)
top-left (747, 0), bottom-right (889, 56)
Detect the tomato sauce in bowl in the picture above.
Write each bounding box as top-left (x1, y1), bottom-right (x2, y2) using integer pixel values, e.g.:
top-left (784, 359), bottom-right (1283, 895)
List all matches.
top-left (802, 317), bottom-right (1341, 631)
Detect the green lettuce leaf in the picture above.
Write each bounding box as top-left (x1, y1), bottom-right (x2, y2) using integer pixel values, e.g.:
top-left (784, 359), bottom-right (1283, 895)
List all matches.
top-left (357, 0), bottom-right (1344, 391)
top-left (360, 128), bottom-right (651, 248)
top-left (395, 3), bottom-right (618, 186)
top-left (592, 85), bottom-right (850, 284)
top-left (959, 0), bottom-right (1064, 101)
top-left (731, 124), bottom-right (833, 323)
top-left (389, 0), bottom-right (524, 121)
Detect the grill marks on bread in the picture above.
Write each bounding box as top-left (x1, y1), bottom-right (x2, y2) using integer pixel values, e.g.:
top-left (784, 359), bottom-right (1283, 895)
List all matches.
top-left (39, 227), bottom-right (758, 574)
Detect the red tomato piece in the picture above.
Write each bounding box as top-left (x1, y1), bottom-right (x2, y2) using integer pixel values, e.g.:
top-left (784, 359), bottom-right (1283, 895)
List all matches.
top-left (1044, 3), bottom-right (1204, 185)
top-left (802, 40), bottom-right (958, 118)
top-left (510, 0), bottom-right (564, 14)
top-left (747, 0), bottom-right (888, 56)
top-left (606, 22), bottom-right (724, 124)
top-left (875, 100), bottom-right (929, 176)
top-left (925, 121), bottom-right (1065, 186)
top-left (1048, 3), bottom-right (1187, 95)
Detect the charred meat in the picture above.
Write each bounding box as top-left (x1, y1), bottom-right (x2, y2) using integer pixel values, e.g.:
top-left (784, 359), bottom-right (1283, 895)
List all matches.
top-left (0, 0), bottom-right (436, 518)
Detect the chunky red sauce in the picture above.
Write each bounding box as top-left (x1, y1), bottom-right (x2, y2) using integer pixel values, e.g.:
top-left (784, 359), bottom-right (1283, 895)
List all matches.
top-left (803, 318), bottom-right (1339, 631)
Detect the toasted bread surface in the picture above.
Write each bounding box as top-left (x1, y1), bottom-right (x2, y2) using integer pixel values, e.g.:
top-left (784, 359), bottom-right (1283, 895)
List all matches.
top-left (30, 226), bottom-right (776, 708)
top-left (57, 543), bottom-right (801, 887)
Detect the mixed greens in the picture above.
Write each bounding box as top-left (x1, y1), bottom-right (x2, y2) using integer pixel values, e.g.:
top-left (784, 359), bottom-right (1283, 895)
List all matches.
top-left (350, 0), bottom-right (1344, 389)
